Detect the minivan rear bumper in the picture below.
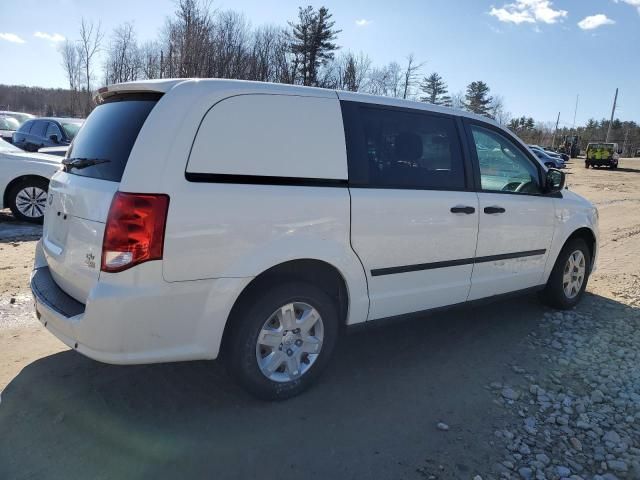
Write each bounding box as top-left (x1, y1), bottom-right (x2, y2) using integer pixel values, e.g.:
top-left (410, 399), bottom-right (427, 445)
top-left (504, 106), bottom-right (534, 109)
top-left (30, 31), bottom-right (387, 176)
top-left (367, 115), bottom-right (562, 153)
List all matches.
top-left (31, 240), bottom-right (252, 365)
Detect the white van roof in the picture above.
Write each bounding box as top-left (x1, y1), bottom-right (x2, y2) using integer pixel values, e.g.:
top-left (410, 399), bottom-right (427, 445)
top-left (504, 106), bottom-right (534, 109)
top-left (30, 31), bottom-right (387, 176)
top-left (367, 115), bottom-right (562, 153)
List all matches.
top-left (95, 78), bottom-right (500, 127)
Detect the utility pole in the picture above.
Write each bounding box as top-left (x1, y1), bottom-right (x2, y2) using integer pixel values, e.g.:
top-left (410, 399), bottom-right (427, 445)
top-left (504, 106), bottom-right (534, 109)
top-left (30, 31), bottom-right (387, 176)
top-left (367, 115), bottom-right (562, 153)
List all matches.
top-left (606, 87), bottom-right (618, 142)
top-left (551, 111), bottom-right (560, 148)
top-left (572, 94), bottom-right (579, 129)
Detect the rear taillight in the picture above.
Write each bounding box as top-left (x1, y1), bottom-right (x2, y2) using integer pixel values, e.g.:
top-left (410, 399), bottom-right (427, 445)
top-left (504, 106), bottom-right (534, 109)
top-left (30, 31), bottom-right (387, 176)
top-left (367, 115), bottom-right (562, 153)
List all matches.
top-left (101, 192), bottom-right (170, 273)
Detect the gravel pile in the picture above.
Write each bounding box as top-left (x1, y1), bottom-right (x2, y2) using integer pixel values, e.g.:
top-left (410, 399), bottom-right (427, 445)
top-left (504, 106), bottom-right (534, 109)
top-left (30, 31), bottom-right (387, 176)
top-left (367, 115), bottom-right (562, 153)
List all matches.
top-left (489, 294), bottom-right (640, 480)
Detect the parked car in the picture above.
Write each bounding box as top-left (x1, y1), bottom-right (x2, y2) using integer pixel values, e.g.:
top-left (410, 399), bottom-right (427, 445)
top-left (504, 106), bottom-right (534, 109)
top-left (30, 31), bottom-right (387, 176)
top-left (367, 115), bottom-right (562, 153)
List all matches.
top-left (38, 145), bottom-right (69, 157)
top-left (31, 79), bottom-right (598, 400)
top-left (12, 117), bottom-right (83, 152)
top-left (530, 146), bottom-right (565, 169)
top-left (531, 145), bottom-right (563, 160)
top-left (0, 116), bottom-right (20, 143)
top-left (585, 143), bottom-right (621, 169)
top-left (0, 140), bottom-right (61, 223)
top-left (542, 146), bottom-right (569, 162)
top-left (0, 110), bottom-right (35, 124)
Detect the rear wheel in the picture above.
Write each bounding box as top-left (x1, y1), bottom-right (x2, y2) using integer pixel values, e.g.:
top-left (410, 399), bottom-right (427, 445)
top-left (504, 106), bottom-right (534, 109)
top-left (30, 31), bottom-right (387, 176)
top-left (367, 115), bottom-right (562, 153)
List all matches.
top-left (8, 178), bottom-right (48, 224)
top-left (585, 161), bottom-right (590, 168)
top-left (540, 238), bottom-right (591, 310)
top-left (225, 282), bottom-right (339, 400)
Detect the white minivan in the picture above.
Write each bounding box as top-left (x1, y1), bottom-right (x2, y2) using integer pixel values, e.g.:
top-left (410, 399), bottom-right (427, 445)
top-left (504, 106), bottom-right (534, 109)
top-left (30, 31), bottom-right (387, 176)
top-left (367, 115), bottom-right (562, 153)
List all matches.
top-left (31, 79), bottom-right (598, 399)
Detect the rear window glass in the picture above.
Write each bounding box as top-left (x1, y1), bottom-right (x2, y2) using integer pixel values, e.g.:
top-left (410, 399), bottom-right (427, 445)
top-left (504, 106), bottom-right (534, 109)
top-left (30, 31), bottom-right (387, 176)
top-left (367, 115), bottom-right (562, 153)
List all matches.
top-left (66, 94), bottom-right (161, 182)
top-left (61, 122), bottom-right (82, 140)
top-left (0, 117), bottom-right (19, 131)
top-left (18, 121), bottom-right (33, 133)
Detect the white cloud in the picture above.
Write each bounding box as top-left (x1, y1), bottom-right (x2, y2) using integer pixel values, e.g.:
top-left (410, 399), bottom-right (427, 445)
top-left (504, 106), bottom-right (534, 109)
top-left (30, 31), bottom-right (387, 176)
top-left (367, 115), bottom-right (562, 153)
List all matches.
top-left (489, 0), bottom-right (568, 25)
top-left (578, 14), bottom-right (615, 30)
top-left (614, 0), bottom-right (640, 14)
top-left (0, 33), bottom-right (26, 44)
top-left (34, 32), bottom-right (65, 42)
top-left (355, 19), bottom-right (371, 27)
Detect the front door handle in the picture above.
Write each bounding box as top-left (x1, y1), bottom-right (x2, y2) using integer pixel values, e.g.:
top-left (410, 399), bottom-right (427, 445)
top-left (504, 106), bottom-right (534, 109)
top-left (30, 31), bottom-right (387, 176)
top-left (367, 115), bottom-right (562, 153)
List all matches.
top-left (484, 206), bottom-right (506, 214)
top-left (450, 205), bottom-right (476, 214)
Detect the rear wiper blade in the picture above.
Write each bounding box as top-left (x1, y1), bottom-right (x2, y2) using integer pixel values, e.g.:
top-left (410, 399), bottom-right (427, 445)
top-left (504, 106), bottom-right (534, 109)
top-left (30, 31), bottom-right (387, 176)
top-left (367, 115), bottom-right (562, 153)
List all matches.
top-left (62, 157), bottom-right (111, 170)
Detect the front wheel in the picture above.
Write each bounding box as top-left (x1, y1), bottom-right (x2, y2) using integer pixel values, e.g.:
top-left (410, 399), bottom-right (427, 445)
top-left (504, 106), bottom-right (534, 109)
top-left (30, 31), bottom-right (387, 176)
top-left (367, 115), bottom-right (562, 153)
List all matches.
top-left (585, 161), bottom-right (590, 169)
top-left (8, 178), bottom-right (48, 223)
top-left (540, 238), bottom-right (591, 310)
top-left (225, 282), bottom-right (339, 400)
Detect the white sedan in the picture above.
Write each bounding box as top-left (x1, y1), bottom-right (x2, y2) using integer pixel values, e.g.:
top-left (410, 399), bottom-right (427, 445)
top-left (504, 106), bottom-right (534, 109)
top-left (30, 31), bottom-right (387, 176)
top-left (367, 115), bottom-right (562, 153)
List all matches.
top-left (0, 140), bottom-right (61, 223)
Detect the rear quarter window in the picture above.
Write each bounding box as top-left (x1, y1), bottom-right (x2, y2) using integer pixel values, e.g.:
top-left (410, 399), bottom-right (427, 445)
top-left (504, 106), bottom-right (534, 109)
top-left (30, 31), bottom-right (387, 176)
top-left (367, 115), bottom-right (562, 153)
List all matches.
top-left (186, 94), bottom-right (347, 180)
top-left (65, 94), bottom-right (161, 182)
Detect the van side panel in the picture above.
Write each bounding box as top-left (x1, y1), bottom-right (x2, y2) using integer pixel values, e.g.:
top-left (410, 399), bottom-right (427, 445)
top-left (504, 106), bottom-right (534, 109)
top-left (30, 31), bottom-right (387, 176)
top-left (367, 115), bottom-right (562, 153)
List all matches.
top-left (161, 92), bottom-right (369, 325)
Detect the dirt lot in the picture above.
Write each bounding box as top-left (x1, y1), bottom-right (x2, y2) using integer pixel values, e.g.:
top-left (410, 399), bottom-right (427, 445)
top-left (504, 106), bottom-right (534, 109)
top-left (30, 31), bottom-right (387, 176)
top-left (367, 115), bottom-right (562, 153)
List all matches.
top-left (0, 159), bottom-right (639, 480)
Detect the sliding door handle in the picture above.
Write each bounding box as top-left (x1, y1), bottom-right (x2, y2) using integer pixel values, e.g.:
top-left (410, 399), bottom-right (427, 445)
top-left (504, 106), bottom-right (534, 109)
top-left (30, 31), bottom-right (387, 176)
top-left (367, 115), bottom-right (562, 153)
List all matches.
top-left (484, 206), bottom-right (506, 214)
top-left (450, 205), bottom-right (476, 214)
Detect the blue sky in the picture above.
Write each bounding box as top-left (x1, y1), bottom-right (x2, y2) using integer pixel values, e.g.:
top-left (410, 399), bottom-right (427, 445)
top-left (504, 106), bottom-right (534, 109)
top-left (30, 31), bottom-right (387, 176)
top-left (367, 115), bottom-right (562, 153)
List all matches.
top-left (1, 0), bottom-right (639, 124)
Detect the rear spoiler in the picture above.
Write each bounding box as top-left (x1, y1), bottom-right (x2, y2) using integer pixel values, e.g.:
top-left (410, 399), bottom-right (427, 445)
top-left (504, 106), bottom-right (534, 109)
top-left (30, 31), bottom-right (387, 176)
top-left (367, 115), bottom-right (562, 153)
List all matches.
top-left (94, 79), bottom-right (188, 104)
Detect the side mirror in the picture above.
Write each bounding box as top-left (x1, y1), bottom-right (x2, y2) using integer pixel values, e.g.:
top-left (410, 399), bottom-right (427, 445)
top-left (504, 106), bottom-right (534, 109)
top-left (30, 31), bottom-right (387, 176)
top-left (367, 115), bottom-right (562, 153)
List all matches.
top-left (49, 134), bottom-right (59, 143)
top-left (545, 168), bottom-right (565, 194)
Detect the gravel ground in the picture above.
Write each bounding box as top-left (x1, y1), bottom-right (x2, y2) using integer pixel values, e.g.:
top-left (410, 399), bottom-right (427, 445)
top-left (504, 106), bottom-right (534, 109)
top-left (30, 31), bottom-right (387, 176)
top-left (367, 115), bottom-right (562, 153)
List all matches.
top-left (489, 287), bottom-right (640, 480)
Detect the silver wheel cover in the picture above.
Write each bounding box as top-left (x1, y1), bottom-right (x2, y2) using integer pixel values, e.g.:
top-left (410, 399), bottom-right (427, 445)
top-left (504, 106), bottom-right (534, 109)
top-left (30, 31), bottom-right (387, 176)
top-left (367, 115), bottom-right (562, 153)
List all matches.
top-left (255, 302), bottom-right (324, 383)
top-left (15, 186), bottom-right (47, 218)
top-left (563, 250), bottom-right (586, 299)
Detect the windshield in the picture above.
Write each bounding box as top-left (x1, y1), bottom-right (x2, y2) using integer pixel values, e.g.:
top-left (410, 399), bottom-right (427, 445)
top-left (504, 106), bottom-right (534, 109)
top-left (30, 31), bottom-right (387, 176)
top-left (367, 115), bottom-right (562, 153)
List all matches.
top-left (0, 117), bottom-right (20, 131)
top-left (1, 112), bottom-right (33, 124)
top-left (61, 121), bottom-right (83, 140)
top-left (66, 94), bottom-right (160, 182)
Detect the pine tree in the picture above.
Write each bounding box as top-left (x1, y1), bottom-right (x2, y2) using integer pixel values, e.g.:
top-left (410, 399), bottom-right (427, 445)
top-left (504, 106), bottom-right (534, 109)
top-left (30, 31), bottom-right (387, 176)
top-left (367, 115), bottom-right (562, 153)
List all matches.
top-left (343, 55), bottom-right (358, 91)
top-left (419, 72), bottom-right (451, 106)
top-left (288, 6), bottom-right (341, 86)
top-left (464, 81), bottom-right (493, 117)
top-left (525, 117), bottom-right (535, 130)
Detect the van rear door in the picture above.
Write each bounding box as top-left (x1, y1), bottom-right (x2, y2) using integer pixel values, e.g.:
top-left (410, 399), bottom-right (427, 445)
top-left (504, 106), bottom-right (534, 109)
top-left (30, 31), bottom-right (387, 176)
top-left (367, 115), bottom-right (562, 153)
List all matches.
top-left (42, 94), bottom-right (161, 303)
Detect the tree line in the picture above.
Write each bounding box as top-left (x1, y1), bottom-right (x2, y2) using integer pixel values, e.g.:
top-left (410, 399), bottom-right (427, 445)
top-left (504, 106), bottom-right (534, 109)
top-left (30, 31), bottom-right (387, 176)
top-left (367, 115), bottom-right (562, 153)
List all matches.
top-left (52, 1), bottom-right (505, 119)
top-left (0, 1), bottom-right (638, 155)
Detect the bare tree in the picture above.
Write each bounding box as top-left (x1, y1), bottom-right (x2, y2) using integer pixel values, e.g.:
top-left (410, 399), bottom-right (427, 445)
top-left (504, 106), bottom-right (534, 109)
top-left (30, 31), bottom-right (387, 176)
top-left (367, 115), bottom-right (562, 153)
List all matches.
top-left (104, 23), bottom-right (141, 85)
top-left (208, 10), bottom-right (251, 79)
top-left (140, 41), bottom-right (162, 79)
top-left (59, 40), bottom-right (81, 115)
top-left (249, 25), bottom-right (292, 83)
top-left (449, 91), bottom-right (466, 110)
top-left (334, 51), bottom-right (371, 91)
top-left (163, 0), bottom-right (215, 78)
top-left (400, 54), bottom-right (423, 100)
top-left (363, 61), bottom-right (401, 97)
top-left (490, 95), bottom-right (511, 125)
top-left (78, 18), bottom-right (104, 113)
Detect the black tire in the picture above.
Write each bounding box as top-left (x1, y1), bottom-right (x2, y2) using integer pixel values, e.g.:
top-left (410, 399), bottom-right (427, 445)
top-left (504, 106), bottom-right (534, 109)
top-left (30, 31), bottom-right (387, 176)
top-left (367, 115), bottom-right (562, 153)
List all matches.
top-left (539, 238), bottom-right (591, 310)
top-left (225, 282), bottom-right (340, 400)
top-left (8, 177), bottom-right (48, 224)
top-left (610, 164), bottom-right (617, 170)
top-left (584, 161), bottom-right (590, 168)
